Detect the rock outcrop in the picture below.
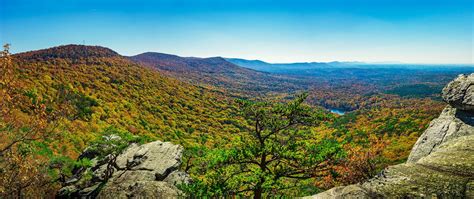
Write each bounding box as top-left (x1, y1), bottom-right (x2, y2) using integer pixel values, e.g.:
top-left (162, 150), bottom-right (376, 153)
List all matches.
top-left (306, 74), bottom-right (474, 199)
top-left (442, 74), bottom-right (474, 111)
top-left (58, 140), bottom-right (190, 198)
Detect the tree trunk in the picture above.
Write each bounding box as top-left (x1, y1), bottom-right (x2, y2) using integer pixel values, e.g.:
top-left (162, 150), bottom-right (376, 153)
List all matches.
top-left (254, 186), bottom-right (263, 199)
top-left (255, 150), bottom-right (266, 199)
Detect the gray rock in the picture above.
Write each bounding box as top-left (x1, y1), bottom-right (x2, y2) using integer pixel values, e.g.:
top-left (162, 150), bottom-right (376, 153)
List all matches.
top-left (164, 171), bottom-right (191, 186)
top-left (115, 141), bottom-right (183, 176)
top-left (306, 75), bottom-right (474, 199)
top-left (303, 185), bottom-right (370, 199)
top-left (111, 170), bottom-right (156, 183)
top-left (57, 185), bottom-right (79, 197)
top-left (360, 136), bottom-right (473, 198)
top-left (416, 135), bottom-right (474, 176)
top-left (407, 105), bottom-right (474, 163)
top-left (78, 183), bottom-right (101, 196)
top-left (58, 140), bottom-right (188, 198)
top-left (442, 73), bottom-right (474, 111)
top-left (97, 181), bottom-right (181, 199)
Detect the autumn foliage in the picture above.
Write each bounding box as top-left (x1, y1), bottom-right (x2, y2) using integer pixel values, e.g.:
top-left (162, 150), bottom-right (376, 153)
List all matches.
top-left (0, 44), bottom-right (60, 197)
top-left (0, 44), bottom-right (451, 197)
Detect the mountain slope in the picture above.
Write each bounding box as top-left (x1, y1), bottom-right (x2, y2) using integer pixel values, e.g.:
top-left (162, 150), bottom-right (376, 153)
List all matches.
top-left (131, 52), bottom-right (254, 74)
top-left (12, 45), bottom-right (243, 154)
top-left (129, 52), bottom-right (306, 97)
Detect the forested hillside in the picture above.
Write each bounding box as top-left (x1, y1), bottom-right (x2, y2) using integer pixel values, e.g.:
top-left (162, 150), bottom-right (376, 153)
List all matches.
top-left (228, 58), bottom-right (474, 110)
top-left (132, 52), bottom-right (474, 113)
top-left (0, 45), bottom-right (247, 196)
top-left (12, 45), bottom-right (244, 146)
top-left (0, 44), bottom-right (456, 197)
top-left (130, 52), bottom-right (306, 97)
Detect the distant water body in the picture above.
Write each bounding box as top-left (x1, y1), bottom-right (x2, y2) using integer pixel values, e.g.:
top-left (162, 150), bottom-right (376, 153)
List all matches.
top-left (329, 108), bottom-right (345, 115)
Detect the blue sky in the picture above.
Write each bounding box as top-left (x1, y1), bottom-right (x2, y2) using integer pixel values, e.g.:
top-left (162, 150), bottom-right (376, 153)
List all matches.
top-left (0, 0), bottom-right (472, 64)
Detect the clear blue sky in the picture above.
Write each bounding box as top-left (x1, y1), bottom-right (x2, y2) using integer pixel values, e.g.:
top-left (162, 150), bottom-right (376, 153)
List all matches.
top-left (0, 0), bottom-right (472, 64)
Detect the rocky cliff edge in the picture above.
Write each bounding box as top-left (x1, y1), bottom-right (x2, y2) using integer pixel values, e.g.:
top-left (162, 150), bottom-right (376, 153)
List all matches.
top-left (306, 74), bottom-right (474, 199)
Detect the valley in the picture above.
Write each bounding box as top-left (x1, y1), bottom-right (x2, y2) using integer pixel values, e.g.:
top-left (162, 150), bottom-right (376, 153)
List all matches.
top-left (2, 0), bottom-right (471, 197)
top-left (1, 44), bottom-right (472, 197)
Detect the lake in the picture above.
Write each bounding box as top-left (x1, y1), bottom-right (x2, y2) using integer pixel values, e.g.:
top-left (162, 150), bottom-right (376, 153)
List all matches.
top-left (329, 108), bottom-right (346, 115)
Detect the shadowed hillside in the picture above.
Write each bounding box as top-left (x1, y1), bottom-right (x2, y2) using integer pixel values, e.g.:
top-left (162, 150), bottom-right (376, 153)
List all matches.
top-left (129, 52), bottom-right (307, 97)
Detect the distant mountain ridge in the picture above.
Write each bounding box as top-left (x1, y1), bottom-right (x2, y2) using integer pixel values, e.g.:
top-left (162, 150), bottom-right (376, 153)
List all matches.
top-left (225, 58), bottom-right (333, 72)
top-left (130, 52), bottom-right (261, 74)
top-left (13, 45), bottom-right (308, 98)
top-left (226, 58), bottom-right (474, 72)
top-left (129, 52), bottom-right (305, 96)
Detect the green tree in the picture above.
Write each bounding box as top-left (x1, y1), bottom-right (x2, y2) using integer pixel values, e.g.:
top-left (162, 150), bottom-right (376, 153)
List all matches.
top-left (185, 93), bottom-right (345, 198)
top-left (83, 127), bottom-right (150, 180)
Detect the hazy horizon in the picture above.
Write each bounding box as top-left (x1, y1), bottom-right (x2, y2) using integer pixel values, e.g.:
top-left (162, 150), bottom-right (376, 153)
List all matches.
top-left (9, 44), bottom-right (473, 66)
top-left (1, 0), bottom-right (473, 64)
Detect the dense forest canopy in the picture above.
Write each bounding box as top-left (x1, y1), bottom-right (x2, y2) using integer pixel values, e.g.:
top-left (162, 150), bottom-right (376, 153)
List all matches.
top-left (1, 44), bottom-right (469, 197)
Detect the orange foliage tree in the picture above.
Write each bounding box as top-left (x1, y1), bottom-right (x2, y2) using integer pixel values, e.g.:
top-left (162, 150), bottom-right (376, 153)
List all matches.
top-left (0, 44), bottom-right (65, 197)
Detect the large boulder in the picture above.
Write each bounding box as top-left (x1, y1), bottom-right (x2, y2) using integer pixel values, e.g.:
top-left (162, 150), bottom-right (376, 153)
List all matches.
top-left (408, 73), bottom-right (474, 162)
top-left (305, 73), bottom-right (474, 199)
top-left (442, 73), bottom-right (474, 111)
top-left (407, 105), bottom-right (473, 163)
top-left (58, 140), bottom-right (190, 198)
